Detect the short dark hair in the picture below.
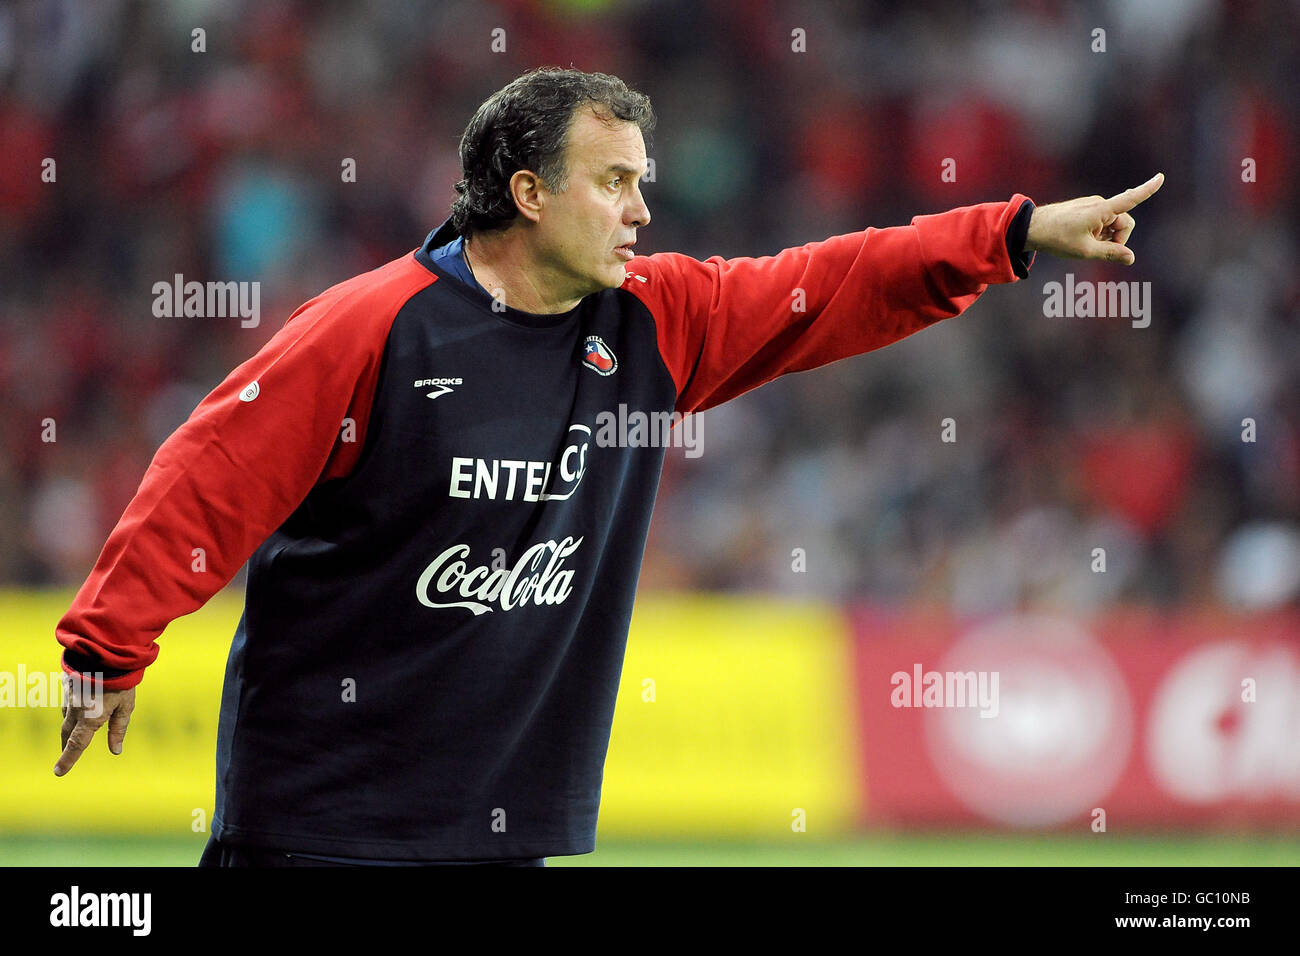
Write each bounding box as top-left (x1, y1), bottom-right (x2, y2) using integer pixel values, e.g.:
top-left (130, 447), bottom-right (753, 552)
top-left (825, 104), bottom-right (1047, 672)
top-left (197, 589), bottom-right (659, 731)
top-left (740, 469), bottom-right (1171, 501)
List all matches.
top-left (451, 67), bottom-right (656, 238)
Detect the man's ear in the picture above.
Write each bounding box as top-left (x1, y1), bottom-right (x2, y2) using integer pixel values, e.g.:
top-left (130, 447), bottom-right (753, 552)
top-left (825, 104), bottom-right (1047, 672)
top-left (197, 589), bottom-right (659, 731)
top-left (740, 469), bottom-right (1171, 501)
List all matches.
top-left (509, 169), bottom-right (544, 225)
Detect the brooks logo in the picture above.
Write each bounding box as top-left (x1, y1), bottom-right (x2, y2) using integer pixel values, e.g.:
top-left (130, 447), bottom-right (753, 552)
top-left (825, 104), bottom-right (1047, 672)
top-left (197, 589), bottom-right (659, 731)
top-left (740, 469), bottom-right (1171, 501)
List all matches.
top-left (415, 377), bottom-right (463, 400)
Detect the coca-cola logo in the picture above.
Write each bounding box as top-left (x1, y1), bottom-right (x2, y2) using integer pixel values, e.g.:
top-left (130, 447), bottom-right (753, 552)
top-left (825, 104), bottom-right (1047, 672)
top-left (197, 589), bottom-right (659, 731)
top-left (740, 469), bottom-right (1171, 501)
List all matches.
top-left (416, 535), bottom-right (583, 615)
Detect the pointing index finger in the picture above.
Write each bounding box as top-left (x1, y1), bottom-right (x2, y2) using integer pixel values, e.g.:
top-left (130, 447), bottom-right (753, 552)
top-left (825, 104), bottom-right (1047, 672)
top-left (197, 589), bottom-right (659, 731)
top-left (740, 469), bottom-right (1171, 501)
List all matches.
top-left (1106, 172), bottom-right (1165, 214)
top-left (54, 719), bottom-right (97, 776)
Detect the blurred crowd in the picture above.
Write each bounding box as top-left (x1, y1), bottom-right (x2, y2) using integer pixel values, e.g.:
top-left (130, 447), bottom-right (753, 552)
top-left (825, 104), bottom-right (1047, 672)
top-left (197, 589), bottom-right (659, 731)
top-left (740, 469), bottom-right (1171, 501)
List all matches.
top-left (1, 0), bottom-right (1297, 612)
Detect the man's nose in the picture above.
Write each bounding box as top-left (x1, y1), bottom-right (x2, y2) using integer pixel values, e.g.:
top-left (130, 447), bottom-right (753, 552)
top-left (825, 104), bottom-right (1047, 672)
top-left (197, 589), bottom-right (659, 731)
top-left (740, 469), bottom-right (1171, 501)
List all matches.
top-left (627, 191), bottom-right (650, 228)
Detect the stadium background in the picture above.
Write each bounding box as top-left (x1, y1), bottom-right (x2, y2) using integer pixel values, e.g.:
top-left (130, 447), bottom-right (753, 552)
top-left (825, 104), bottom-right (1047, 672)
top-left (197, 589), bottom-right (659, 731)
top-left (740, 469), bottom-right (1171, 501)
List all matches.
top-left (2, 0), bottom-right (1298, 866)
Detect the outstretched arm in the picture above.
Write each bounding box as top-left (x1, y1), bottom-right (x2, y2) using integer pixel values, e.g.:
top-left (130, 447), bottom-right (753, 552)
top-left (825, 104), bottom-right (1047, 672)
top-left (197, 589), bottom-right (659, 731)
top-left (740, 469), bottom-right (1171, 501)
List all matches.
top-left (627, 193), bottom-right (1035, 415)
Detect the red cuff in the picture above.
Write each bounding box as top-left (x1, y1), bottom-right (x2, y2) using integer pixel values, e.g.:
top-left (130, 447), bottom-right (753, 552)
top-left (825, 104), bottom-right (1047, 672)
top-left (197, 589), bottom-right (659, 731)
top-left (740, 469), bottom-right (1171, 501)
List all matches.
top-left (60, 651), bottom-right (145, 692)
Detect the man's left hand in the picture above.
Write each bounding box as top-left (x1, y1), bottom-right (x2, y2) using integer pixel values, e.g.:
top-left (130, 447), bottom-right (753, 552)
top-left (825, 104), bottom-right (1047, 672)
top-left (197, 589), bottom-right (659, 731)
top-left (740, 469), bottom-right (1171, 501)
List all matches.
top-left (1025, 172), bottom-right (1164, 266)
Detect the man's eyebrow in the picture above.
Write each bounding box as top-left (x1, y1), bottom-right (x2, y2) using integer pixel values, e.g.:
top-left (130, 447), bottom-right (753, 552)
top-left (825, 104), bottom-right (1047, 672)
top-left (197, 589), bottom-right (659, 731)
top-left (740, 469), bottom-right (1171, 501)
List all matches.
top-left (603, 163), bottom-right (646, 178)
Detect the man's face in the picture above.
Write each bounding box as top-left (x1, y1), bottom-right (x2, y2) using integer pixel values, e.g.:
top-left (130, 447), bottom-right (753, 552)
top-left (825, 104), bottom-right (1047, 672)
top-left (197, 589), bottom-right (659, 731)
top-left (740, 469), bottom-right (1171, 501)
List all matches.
top-left (534, 107), bottom-right (651, 296)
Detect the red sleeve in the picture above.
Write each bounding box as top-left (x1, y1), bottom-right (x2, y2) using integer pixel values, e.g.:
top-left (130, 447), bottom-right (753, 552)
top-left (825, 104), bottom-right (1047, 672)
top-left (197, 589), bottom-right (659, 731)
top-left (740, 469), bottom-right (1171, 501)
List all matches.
top-left (623, 194), bottom-right (1034, 414)
top-left (56, 254), bottom-right (436, 691)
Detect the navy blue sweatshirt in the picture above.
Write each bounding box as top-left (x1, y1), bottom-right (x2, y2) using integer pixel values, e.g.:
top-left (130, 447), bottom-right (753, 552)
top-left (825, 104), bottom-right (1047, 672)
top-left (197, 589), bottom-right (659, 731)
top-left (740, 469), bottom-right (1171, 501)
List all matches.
top-left (57, 197), bottom-right (1035, 859)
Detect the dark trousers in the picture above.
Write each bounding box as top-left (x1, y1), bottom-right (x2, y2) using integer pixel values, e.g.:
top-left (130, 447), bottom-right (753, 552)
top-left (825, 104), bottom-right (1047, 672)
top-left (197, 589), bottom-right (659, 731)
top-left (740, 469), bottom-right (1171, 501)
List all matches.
top-left (198, 834), bottom-right (545, 867)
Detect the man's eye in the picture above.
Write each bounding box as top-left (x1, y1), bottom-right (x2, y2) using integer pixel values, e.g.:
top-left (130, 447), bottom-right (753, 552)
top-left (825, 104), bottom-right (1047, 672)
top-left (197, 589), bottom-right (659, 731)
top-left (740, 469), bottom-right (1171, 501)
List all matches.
top-left (608, 177), bottom-right (623, 188)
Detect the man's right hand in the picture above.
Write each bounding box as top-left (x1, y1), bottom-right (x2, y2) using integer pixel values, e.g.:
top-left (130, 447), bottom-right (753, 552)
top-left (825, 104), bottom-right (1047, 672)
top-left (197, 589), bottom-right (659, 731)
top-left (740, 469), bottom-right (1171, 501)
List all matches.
top-left (55, 683), bottom-right (136, 776)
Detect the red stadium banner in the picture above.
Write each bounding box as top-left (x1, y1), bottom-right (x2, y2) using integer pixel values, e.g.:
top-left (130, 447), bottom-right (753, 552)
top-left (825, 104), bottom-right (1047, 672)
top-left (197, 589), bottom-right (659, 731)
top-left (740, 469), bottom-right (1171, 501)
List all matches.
top-left (849, 607), bottom-right (1300, 829)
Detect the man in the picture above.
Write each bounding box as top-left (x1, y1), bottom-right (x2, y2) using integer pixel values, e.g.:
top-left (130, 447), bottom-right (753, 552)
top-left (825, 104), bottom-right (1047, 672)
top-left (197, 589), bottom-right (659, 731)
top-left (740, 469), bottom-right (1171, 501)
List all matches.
top-left (53, 67), bottom-right (1163, 865)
